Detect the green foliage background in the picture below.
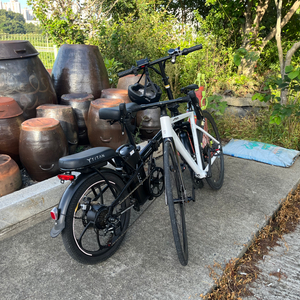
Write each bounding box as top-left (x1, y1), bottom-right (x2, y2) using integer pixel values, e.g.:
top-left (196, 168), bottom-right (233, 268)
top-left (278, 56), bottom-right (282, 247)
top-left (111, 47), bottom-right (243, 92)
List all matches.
top-left (8, 0), bottom-right (300, 149)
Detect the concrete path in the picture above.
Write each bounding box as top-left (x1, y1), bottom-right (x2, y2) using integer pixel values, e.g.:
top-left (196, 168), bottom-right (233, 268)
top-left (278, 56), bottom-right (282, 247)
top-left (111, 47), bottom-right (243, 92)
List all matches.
top-left (244, 225), bottom-right (300, 300)
top-left (0, 155), bottom-right (299, 299)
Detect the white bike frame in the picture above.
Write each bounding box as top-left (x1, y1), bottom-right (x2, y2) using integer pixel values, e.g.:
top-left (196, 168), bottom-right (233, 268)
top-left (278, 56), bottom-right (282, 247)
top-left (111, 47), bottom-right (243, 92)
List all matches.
top-left (160, 111), bottom-right (221, 179)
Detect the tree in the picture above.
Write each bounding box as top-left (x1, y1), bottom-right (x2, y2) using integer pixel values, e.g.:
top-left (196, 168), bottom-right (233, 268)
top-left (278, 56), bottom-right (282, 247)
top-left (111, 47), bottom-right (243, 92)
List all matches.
top-left (0, 9), bottom-right (26, 33)
top-left (202, 0), bottom-right (300, 76)
top-left (274, 0), bottom-right (300, 104)
top-left (28, 0), bottom-right (121, 45)
top-left (24, 23), bottom-right (43, 34)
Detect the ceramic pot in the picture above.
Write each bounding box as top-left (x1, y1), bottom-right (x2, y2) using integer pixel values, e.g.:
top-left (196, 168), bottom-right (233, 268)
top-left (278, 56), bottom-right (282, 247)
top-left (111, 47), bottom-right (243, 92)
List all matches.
top-left (36, 104), bottom-right (78, 154)
top-left (101, 88), bottom-right (136, 131)
top-left (0, 154), bottom-right (22, 197)
top-left (101, 88), bottom-right (131, 103)
top-left (60, 93), bottom-right (94, 144)
top-left (117, 74), bottom-right (145, 90)
top-left (51, 44), bottom-right (110, 102)
top-left (137, 108), bottom-right (161, 139)
top-left (0, 41), bottom-right (57, 119)
top-left (0, 97), bottom-right (25, 164)
top-left (19, 118), bottom-right (68, 181)
top-left (87, 98), bottom-right (129, 150)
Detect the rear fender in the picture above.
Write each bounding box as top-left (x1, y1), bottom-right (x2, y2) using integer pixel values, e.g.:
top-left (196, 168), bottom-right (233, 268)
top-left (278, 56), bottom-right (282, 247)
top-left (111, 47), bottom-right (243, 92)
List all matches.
top-left (50, 168), bottom-right (123, 238)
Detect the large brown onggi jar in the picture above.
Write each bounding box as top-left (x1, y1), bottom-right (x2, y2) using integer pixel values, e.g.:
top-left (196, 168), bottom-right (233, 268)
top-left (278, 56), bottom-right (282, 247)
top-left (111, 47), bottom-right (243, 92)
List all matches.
top-left (101, 88), bottom-right (131, 102)
top-left (136, 108), bottom-right (161, 140)
top-left (36, 104), bottom-right (78, 154)
top-left (0, 154), bottom-right (22, 197)
top-left (0, 41), bottom-right (57, 119)
top-left (87, 98), bottom-right (130, 150)
top-left (60, 93), bottom-right (94, 145)
top-left (0, 97), bottom-right (25, 164)
top-left (117, 74), bottom-right (145, 90)
top-left (51, 44), bottom-right (110, 102)
top-left (19, 118), bottom-right (68, 181)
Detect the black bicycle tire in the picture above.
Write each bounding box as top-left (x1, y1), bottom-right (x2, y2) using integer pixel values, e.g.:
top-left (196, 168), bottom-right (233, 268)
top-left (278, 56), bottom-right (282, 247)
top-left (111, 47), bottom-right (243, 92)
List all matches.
top-left (164, 139), bottom-right (188, 266)
top-left (61, 171), bottom-right (130, 264)
top-left (177, 125), bottom-right (198, 198)
top-left (197, 110), bottom-right (224, 190)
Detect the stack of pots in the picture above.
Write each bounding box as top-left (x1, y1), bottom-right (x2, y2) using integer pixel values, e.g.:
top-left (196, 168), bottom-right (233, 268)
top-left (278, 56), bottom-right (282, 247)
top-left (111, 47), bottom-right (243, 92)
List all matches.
top-left (0, 41), bottom-right (57, 119)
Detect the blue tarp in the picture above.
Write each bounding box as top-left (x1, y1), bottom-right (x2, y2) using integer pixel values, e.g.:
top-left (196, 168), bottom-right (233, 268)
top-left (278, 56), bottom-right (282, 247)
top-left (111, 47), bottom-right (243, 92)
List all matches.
top-left (223, 139), bottom-right (300, 167)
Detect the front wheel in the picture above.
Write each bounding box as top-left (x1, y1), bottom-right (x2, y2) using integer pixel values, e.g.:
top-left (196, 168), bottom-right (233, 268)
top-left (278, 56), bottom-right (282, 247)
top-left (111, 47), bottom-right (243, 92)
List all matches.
top-left (164, 139), bottom-right (188, 266)
top-left (197, 110), bottom-right (224, 190)
top-left (61, 171), bottom-right (130, 264)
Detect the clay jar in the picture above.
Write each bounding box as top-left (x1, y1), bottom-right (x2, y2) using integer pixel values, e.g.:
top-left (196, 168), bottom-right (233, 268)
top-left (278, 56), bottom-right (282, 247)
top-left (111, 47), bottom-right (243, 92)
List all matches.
top-left (19, 118), bottom-right (68, 181)
top-left (0, 97), bottom-right (25, 164)
top-left (0, 41), bottom-right (57, 119)
top-left (87, 98), bottom-right (129, 150)
top-left (101, 88), bottom-right (131, 102)
top-left (51, 44), bottom-right (110, 102)
top-left (60, 93), bottom-right (94, 145)
top-left (0, 154), bottom-right (22, 197)
top-left (36, 104), bottom-right (78, 154)
top-left (117, 74), bottom-right (145, 90)
top-left (137, 107), bottom-right (161, 139)
top-left (101, 88), bottom-right (135, 132)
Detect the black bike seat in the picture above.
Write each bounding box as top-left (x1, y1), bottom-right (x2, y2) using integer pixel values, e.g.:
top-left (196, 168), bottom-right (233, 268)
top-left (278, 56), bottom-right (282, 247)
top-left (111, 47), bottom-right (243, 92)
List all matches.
top-left (59, 147), bottom-right (116, 170)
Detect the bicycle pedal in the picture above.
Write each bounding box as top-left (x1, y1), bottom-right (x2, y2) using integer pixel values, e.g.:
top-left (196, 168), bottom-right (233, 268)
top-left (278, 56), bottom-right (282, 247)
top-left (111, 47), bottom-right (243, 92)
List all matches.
top-left (180, 163), bottom-right (186, 172)
top-left (187, 196), bottom-right (195, 202)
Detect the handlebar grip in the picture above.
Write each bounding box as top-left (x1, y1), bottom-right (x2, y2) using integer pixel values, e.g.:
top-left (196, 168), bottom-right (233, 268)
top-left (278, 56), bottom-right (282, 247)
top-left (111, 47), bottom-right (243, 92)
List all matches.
top-left (182, 44), bottom-right (203, 55)
top-left (118, 67), bottom-right (136, 78)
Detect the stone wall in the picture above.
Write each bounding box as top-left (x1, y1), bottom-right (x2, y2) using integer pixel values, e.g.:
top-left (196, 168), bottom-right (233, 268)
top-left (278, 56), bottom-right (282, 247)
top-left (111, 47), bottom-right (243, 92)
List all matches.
top-left (220, 96), bottom-right (269, 117)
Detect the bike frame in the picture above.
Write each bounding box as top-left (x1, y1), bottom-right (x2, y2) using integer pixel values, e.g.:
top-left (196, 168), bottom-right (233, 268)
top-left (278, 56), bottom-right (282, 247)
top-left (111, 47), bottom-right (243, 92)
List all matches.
top-left (161, 111), bottom-right (221, 179)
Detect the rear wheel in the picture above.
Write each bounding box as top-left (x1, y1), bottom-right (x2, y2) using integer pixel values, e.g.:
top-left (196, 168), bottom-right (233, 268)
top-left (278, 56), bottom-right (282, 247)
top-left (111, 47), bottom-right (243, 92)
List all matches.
top-left (61, 171), bottom-right (130, 264)
top-left (197, 110), bottom-right (224, 190)
top-left (164, 139), bottom-right (188, 266)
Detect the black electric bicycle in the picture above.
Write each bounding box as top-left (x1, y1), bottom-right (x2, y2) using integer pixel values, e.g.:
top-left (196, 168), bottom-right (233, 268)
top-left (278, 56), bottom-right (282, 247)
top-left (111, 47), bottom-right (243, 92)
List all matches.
top-left (50, 44), bottom-right (224, 266)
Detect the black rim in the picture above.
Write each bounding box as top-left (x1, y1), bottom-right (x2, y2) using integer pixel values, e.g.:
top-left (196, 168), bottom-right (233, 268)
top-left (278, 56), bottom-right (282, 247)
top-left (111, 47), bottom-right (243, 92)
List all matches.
top-left (71, 179), bottom-right (127, 256)
top-left (165, 140), bottom-right (188, 265)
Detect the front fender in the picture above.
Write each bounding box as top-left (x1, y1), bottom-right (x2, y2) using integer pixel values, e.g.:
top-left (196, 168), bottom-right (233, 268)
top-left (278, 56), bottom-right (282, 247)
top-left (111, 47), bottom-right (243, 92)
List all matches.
top-left (50, 168), bottom-right (124, 238)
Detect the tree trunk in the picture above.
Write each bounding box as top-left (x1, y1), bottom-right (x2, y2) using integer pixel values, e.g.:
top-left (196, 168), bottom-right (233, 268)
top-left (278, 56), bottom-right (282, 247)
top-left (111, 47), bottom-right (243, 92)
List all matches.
top-left (281, 41), bottom-right (300, 104)
top-left (239, 0), bottom-right (300, 77)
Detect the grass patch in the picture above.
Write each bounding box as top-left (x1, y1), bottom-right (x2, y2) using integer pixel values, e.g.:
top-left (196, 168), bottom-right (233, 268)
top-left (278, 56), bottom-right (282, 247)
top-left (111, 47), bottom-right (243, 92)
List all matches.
top-left (215, 109), bottom-right (300, 150)
top-left (200, 182), bottom-right (300, 299)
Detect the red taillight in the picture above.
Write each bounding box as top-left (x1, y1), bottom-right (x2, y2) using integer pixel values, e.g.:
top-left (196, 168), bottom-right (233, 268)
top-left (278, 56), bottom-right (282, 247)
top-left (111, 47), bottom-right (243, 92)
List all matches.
top-left (50, 207), bottom-right (59, 220)
top-left (57, 174), bottom-right (75, 181)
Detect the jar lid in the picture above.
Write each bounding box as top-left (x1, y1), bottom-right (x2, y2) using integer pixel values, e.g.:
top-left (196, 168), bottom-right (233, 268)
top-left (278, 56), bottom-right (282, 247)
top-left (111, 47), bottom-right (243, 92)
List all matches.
top-left (101, 88), bottom-right (128, 98)
top-left (0, 97), bottom-right (23, 118)
top-left (61, 93), bottom-right (94, 102)
top-left (0, 41), bottom-right (39, 60)
top-left (21, 118), bottom-right (60, 131)
top-left (37, 104), bottom-right (73, 111)
top-left (91, 98), bottom-right (124, 109)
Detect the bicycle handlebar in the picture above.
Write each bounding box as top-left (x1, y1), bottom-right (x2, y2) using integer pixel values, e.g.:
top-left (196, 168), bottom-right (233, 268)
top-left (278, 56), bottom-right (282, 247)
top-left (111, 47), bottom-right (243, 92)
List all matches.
top-left (117, 44), bottom-right (202, 78)
top-left (181, 44), bottom-right (202, 55)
